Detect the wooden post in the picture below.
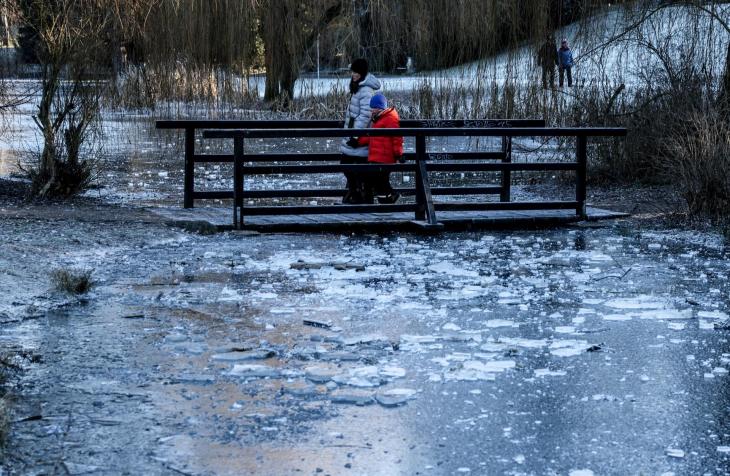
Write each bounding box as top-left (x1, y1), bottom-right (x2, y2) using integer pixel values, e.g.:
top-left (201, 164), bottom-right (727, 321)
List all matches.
top-left (500, 135), bottom-right (512, 202)
top-left (415, 135), bottom-right (426, 220)
top-left (184, 128), bottom-right (195, 208)
top-left (233, 136), bottom-right (245, 229)
top-left (576, 135), bottom-right (587, 218)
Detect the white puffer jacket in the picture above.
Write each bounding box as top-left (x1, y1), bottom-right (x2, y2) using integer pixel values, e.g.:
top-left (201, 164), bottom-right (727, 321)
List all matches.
top-left (340, 73), bottom-right (382, 157)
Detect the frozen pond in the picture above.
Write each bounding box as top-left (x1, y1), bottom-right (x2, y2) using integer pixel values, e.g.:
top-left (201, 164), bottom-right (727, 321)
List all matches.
top-left (2, 205), bottom-right (729, 474)
top-left (1, 91), bottom-right (729, 474)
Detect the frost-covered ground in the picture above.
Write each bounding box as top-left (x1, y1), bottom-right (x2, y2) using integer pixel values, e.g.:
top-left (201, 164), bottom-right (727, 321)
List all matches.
top-left (1, 197), bottom-right (729, 474)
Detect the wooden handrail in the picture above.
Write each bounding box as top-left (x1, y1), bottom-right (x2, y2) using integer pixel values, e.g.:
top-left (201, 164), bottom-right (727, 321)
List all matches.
top-left (203, 127), bottom-right (626, 139)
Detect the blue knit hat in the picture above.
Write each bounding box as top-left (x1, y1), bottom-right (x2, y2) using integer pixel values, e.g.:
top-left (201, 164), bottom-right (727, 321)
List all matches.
top-left (369, 93), bottom-right (387, 110)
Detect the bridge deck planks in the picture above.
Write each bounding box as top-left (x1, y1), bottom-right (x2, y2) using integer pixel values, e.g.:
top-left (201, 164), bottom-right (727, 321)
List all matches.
top-left (151, 206), bottom-right (628, 232)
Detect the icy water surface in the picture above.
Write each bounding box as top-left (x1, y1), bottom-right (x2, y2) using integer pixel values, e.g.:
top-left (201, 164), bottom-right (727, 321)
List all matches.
top-left (3, 216), bottom-right (729, 475)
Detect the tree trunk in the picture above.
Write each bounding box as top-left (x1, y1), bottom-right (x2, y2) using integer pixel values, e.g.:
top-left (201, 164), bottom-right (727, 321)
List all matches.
top-left (719, 42), bottom-right (730, 118)
top-left (260, 0), bottom-right (342, 103)
top-left (36, 65), bottom-right (61, 196)
top-left (260, 0), bottom-right (285, 101)
top-left (2, 5), bottom-right (10, 47)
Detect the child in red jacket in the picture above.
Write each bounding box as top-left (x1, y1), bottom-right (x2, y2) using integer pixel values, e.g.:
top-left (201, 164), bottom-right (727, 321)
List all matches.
top-left (357, 93), bottom-right (403, 204)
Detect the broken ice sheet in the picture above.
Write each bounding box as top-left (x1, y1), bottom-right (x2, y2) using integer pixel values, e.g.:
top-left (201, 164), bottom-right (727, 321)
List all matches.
top-left (380, 366), bottom-right (407, 378)
top-left (375, 388), bottom-right (418, 407)
top-left (304, 366), bottom-right (338, 384)
top-left (483, 319), bottom-right (518, 328)
top-left (331, 365), bottom-right (403, 388)
top-left (210, 349), bottom-right (275, 362)
top-left (712, 367), bottom-right (728, 376)
top-left (226, 364), bottom-right (280, 379)
top-left (665, 448), bottom-right (685, 458)
top-left (329, 390), bottom-right (375, 406)
top-left (534, 369), bottom-right (567, 377)
top-left (444, 360), bottom-right (515, 382)
top-left (698, 310), bottom-right (729, 320)
top-left (427, 261), bottom-right (479, 277)
top-left (636, 309), bottom-right (693, 320)
top-left (604, 296), bottom-right (670, 310)
top-left (602, 314), bottom-right (632, 322)
top-left (218, 286), bottom-right (244, 302)
top-left (549, 339), bottom-right (591, 357)
top-left (495, 337), bottom-right (547, 349)
top-left (343, 334), bottom-right (389, 346)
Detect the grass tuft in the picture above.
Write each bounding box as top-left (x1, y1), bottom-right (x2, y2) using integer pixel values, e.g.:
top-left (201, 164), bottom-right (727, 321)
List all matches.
top-left (51, 268), bottom-right (94, 295)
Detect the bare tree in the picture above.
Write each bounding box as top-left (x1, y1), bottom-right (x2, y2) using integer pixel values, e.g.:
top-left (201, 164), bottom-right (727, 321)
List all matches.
top-left (16, 0), bottom-right (155, 197)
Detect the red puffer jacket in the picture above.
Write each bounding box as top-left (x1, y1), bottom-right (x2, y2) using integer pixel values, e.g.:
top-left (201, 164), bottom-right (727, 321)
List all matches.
top-left (357, 108), bottom-right (404, 164)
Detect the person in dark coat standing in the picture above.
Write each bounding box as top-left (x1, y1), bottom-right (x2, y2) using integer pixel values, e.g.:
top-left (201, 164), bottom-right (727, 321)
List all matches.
top-left (340, 58), bottom-right (382, 204)
top-left (356, 93), bottom-right (403, 204)
top-left (558, 39), bottom-right (574, 87)
top-left (537, 35), bottom-right (558, 89)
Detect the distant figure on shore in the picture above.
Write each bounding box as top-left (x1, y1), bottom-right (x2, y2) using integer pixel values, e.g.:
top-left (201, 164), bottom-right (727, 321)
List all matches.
top-left (558, 39), bottom-right (574, 87)
top-left (341, 58), bottom-right (382, 204)
top-left (356, 93), bottom-right (403, 204)
top-left (537, 35), bottom-right (558, 89)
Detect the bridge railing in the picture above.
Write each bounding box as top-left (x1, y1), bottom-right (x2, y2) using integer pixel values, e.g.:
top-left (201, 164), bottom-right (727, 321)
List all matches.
top-left (200, 126), bottom-right (626, 229)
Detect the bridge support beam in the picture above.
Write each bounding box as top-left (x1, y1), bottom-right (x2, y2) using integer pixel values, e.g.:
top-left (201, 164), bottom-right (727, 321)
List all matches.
top-left (414, 136), bottom-right (438, 226)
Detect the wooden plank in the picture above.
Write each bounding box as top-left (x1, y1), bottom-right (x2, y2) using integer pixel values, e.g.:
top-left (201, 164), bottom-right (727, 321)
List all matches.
top-left (427, 162), bottom-right (578, 172)
top-left (204, 127), bottom-right (627, 139)
top-left (194, 186), bottom-right (500, 201)
top-left (243, 164), bottom-right (416, 175)
top-left (193, 151), bottom-right (506, 163)
top-left (435, 201), bottom-right (579, 212)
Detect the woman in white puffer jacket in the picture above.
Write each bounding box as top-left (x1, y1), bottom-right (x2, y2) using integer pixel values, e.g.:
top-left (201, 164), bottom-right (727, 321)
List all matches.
top-left (340, 58), bottom-right (382, 204)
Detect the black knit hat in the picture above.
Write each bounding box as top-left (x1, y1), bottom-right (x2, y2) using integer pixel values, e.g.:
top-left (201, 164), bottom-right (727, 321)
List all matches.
top-left (350, 58), bottom-right (368, 77)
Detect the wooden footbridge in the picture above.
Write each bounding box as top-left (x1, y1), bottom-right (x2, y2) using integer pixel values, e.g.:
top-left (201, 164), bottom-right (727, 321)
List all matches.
top-left (155, 119), bottom-right (627, 232)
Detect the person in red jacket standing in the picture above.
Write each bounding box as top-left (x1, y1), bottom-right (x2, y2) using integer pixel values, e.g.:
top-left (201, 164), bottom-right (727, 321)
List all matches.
top-left (357, 93), bottom-right (403, 204)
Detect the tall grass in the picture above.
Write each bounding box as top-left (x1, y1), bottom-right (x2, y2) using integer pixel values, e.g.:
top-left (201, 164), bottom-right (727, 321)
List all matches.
top-left (664, 111), bottom-right (730, 219)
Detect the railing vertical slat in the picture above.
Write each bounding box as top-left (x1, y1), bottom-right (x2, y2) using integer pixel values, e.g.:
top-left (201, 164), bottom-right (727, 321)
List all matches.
top-left (576, 135), bottom-right (587, 218)
top-left (415, 135), bottom-right (426, 220)
top-left (233, 136), bottom-right (244, 229)
top-left (500, 135), bottom-right (512, 202)
top-left (184, 127), bottom-right (195, 208)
